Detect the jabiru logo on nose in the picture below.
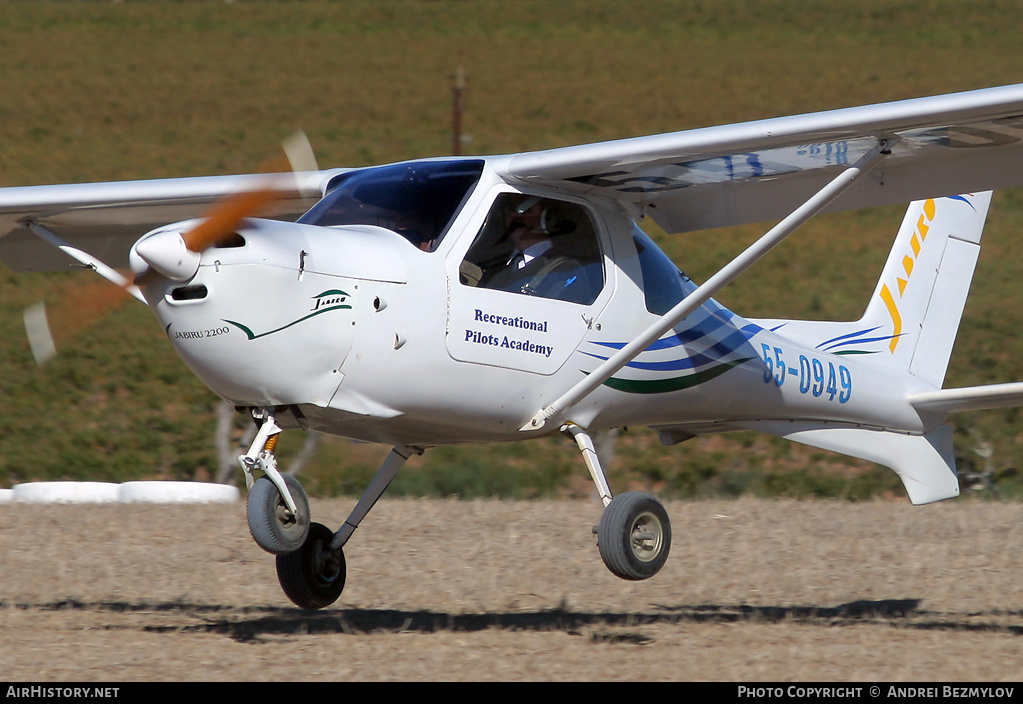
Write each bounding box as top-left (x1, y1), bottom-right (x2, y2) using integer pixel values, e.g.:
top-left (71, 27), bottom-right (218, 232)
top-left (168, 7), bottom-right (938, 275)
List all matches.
top-left (224, 290), bottom-right (352, 341)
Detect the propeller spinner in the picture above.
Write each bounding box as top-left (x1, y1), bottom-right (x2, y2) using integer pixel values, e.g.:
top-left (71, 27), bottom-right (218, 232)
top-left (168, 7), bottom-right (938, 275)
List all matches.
top-left (24, 132), bottom-right (319, 365)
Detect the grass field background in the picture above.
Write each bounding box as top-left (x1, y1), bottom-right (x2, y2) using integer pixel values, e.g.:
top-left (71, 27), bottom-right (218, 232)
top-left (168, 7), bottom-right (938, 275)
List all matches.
top-left (2, 0), bottom-right (1023, 499)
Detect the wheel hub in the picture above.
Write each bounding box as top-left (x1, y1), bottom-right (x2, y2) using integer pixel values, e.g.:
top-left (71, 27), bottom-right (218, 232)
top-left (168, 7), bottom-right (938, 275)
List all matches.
top-left (311, 541), bottom-right (343, 585)
top-left (275, 500), bottom-right (297, 528)
top-left (630, 511), bottom-right (664, 562)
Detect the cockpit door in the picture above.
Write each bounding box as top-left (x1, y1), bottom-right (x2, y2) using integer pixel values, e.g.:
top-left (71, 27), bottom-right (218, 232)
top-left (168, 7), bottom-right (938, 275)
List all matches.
top-left (446, 189), bottom-right (614, 374)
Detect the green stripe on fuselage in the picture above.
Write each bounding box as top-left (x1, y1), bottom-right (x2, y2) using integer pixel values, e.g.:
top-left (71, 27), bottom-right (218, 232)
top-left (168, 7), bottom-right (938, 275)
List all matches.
top-left (598, 357), bottom-right (753, 394)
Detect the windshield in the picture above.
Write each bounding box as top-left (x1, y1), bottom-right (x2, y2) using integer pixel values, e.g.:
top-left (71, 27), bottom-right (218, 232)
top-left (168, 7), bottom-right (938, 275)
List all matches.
top-left (298, 160), bottom-right (484, 251)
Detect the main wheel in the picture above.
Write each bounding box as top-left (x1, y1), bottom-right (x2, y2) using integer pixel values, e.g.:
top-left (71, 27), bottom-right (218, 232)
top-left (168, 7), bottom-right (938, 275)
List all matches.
top-left (247, 474), bottom-right (310, 555)
top-left (276, 522), bottom-right (346, 610)
top-left (597, 491), bottom-right (671, 580)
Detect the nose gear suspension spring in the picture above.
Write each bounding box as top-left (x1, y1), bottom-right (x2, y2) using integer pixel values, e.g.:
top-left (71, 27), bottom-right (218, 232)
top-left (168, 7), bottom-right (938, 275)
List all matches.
top-left (264, 433), bottom-right (280, 454)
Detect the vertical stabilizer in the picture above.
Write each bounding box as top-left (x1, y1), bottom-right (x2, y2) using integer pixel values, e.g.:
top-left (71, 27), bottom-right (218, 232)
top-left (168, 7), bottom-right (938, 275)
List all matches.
top-left (741, 194), bottom-right (993, 505)
top-left (858, 192), bottom-right (991, 387)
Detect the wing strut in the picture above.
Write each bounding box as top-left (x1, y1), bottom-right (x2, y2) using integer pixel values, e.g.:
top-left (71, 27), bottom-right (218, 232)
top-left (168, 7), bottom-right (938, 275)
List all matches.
top-left (522, 140), bottom-right (892, 432)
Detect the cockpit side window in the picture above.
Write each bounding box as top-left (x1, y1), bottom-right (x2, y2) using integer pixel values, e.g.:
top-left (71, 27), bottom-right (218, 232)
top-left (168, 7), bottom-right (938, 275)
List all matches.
top-left (459, 193), bottom-right (604, 305)
top-left (299, 160), bottom-right (484, 251)
top-left (632, 228), bottom-right (694, 316)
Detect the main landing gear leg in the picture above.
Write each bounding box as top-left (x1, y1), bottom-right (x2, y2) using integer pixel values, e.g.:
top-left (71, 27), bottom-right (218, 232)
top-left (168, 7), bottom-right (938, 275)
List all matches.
top-left (275, 444), bottom-right (422, 610)
top-left (563, 424), bottom-right (671, 581)
top-left (332, 444), bottom-right (423, 550)
top-left (563, 423), bottom-right (613, 507)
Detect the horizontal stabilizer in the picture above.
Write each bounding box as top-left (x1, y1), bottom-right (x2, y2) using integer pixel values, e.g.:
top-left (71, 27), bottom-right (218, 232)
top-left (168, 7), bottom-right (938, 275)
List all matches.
top-left (909, 382), bottom-right (1023, 413)
top-left (744, 421), bottom-right (959, 505)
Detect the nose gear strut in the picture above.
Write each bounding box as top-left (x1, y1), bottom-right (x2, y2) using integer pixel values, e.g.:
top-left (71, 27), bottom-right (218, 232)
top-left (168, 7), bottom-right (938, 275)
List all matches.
top-left (240, 409), bottom-right (311, 555)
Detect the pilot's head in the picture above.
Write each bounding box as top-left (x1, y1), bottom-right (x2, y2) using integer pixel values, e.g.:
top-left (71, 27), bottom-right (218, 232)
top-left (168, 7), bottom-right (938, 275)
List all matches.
top-left (507, 198), bottom-right (551, 248)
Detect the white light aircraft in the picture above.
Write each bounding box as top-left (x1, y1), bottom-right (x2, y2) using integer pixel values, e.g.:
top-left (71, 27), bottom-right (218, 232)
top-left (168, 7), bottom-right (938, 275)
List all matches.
top-left (4, 84), bottom-right (1023, 609)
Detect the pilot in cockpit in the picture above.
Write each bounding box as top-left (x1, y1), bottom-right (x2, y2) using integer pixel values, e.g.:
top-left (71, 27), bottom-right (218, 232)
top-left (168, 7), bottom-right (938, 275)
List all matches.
top-left (479, 196), bottom-right (594, 302)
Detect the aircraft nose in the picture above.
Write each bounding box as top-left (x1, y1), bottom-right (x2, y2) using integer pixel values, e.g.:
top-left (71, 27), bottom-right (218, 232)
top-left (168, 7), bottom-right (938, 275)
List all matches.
top-left (131, 229), bottom-right (201, 282)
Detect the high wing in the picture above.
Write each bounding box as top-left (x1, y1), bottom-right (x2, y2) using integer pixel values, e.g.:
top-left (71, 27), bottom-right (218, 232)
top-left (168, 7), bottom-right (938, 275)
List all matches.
top-left (504, 83), bottom-right (1023, 234)
top-left (4, 84), bottom-right (1023, 273)
top-left (0, 170), bottom-right (343, 273)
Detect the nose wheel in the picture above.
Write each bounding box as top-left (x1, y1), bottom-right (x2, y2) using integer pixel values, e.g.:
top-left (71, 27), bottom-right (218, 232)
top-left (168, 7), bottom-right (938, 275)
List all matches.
top-left (239, 411), bottom-right (311, 555)
top-left (247, 473), bottom-right (311, 555)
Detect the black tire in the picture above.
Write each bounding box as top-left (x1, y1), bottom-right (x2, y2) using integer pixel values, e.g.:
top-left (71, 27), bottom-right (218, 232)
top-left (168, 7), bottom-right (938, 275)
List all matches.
top-left (247, 474), bottom-right (310, 555)
top-left (276, 522), bottom-right (346, 610)
top-left (597, 491), bottom-right (671, 580)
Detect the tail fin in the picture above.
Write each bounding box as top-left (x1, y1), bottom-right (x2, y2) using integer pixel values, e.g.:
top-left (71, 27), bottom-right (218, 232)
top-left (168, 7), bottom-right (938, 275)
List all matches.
top-left (856, 191), bottom-right (991, 386)
top-left (746, 194), bottom-right (992, 505)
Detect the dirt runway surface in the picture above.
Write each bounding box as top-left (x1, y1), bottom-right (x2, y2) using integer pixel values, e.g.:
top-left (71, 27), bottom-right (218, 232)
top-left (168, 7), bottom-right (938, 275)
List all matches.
top-left (2, 496), bottom-right (1022, 681)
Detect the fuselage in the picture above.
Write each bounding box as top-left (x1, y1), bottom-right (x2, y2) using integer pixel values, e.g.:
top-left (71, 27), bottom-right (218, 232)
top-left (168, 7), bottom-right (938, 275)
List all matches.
top-left (132, 158), bottom-right (937, 447)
